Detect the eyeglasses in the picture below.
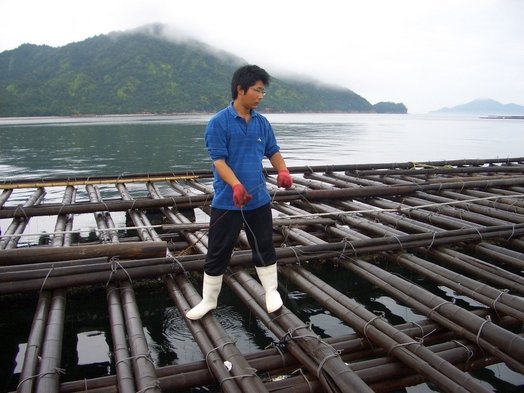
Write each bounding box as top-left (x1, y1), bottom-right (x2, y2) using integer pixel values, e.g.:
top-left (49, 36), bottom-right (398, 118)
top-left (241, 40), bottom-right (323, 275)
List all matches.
top-left (249, 87), bottom-right (266, 96)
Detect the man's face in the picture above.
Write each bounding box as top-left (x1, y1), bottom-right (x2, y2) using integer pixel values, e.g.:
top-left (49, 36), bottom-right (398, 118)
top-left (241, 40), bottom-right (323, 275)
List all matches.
top-left (238, 80), bottom-right (265, 109)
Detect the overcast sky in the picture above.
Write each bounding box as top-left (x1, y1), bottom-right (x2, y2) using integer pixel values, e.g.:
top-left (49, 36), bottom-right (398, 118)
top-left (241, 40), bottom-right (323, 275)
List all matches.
top-left (1, 0), bottom-right (523, 113)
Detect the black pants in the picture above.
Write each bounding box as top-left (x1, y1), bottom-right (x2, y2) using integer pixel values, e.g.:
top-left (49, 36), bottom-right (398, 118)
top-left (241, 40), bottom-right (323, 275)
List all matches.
top-left (204, 203), bottom-right (276, 276)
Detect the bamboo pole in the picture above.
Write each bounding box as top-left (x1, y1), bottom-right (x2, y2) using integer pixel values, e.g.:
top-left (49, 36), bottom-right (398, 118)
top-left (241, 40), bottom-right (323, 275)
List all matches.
top-left (0, 241), bottom-right (167, 265)
top-left (53, 309), bottom-right (507, 393)
top-left (426, 247), bottom-right (524, 294)
top-left (224, 268), bottom-right (342, 393)
top-left (0, 187), bottom-right (45, 249)
top-left (51, 186), bottom-right (75, 247)
top-left (341, 257), bottom-right (524, 373)
top-left (164, 275), bottom-right (244, 393)
top-left (17, 291), bottom-right (52, 393)
top-left (172, 273), bottom-right (269, 393)
top-left (86, 184), bottom-right (120, 243)
top-left (119, 280), bottom-right (161, 393)
top-left (0, 174), bottom-right (203, 189)
top-left (227, 268), bottom-right (374, 393)
top-left (34, 288), bottom-right (67, 393)
top-left (387, 251), bottom-right (524, 321)
top-left (106, 283), bottom-right (136, 393)
top-left (280, 265), bottom-right (493, 393)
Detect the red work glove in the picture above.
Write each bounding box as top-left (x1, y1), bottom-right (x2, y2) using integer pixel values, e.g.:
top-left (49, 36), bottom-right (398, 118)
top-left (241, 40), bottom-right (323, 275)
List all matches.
top-left (232, 184), bottom-right (252, 208)
top-left (277, 169), bottom-right (293, 189)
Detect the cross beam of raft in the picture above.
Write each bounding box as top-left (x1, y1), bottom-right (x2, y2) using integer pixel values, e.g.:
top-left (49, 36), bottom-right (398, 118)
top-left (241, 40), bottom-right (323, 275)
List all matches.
top-left (2, 176), bottom-right (524, 219)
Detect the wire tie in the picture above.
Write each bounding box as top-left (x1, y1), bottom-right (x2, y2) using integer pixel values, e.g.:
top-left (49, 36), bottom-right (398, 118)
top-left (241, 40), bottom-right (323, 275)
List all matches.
top-left (476, 315), bottom-right (491, 357)
top-left (316, 352), bottom-right (340, 378)
top-left (205, 340), bottom-right (237, 364)
top-left (39, 265), bottom-right (55, 293)
top-left (506, 224), bottom-right (516, 241)
top-left (427, 231), bottom-right (437, 250)
top-left (363, 312), bottom-right (385, 348)
top-left (387, 340), bottom-right (419, 356)
top-left (17, 367), bottom-right (66, 390)
top-left (428, 299), bottom-right (453, 318)
top-left (452, 340), bottom-right (474, 371)
top-left (491, 289), bottom-right (509, 321)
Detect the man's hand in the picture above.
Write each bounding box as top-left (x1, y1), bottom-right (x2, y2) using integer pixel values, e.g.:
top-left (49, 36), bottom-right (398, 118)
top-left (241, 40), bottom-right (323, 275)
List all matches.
top-left (232, 184), bottom-right (252, 208)
top-left (277, 170), bottom-right (293, 189)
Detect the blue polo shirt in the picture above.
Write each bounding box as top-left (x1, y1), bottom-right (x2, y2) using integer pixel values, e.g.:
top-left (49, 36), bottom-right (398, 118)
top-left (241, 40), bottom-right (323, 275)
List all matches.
top-left (205, 103), bottom-right (280, 210)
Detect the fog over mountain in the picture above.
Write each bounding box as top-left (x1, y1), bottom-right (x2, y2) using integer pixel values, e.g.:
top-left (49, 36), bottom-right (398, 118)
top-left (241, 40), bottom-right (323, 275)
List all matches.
top-left (430, 99), bottom-right (524, 115)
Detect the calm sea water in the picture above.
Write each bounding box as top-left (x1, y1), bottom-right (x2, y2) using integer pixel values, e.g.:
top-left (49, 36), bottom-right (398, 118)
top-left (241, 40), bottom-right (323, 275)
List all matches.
top-left (0, 113), bottom-right (522, 180)
top-left (1, 114), bottom-right (523, 392)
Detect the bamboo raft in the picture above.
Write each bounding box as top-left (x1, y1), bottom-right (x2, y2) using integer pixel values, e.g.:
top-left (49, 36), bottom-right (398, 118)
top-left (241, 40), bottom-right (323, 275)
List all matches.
top-left (1, 157), bottom-right (524, 393)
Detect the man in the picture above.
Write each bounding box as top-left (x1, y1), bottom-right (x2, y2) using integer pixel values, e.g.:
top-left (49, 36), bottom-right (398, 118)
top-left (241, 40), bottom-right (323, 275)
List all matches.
top-left (186, 65), bottom-right (293, 320)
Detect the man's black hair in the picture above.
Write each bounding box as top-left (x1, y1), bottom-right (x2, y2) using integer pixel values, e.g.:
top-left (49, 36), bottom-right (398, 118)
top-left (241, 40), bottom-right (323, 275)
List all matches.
top-left (231, 65), bottom-right (270, 100)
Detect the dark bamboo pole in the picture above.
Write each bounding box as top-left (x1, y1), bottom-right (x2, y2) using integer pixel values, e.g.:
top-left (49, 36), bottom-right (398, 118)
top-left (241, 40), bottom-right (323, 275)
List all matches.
top-left (34, 288), bottom-right (67, 393)
top-left (164, 275), bottom-right (244, 393)
top-left (227, 268), bottom-right (374, 393)
top-left (0, 188), bottom-right (12, 206)
top-left (0, 241), bottom-right (167, 265)
top-left (224, 268), bottom-right (342, 393)
top-left (172, 273), bottom-right (269, 393)
top-left (0, 187), bottom-right (45, 249)
top-left (468, 242), bottom-right (524, 271)
top-left (387, 251), bottom-right (524, 321)
top-left (119, 280), bottom-right (161, 393)
top-left (17, 291), bottom-right (52, 393)
top-left (51, 186), bottom-right (75, 247)
top-left (147, 182), bottom-right (209, 254)
top-left (53, 310), bottom-right (505, 393)
top-left (86, 184), bottom-right (120, 243)
top-left (342, 257), bottom-right (524, 373)
top-left (117, 183), bottom-right (156, 242)
top-left (426, 247), bottom-right (524, 295)
top-left (0, 257), bottom-right (107, 274)
top-left (280, 265), bottom-right (493, 393)
top-left (106, 283), bottom-right (136, 393)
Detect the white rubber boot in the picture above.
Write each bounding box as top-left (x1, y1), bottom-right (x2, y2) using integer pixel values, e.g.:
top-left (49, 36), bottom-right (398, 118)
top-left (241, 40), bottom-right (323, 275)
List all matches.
top-left (255, 264), bottom-right (283, 313)
top-left (186, 273), bottom-right (223, 320)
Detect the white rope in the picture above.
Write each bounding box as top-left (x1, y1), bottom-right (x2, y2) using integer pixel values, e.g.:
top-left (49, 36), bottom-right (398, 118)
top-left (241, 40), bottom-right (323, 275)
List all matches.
top-left (1, 193), bottom-right (522, 239)
top-left (273, 192), bottom-right (524, 219)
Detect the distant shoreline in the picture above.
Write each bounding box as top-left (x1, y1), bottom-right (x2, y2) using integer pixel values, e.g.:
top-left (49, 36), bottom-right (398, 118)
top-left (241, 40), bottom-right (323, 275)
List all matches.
top-left (480, 115), bottom-right (524, 120)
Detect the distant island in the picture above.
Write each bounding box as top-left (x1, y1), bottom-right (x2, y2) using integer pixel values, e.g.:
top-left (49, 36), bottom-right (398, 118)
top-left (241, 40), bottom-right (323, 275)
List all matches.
top-left (430, 98), bottom-right (524, 116)
top-left (0, 24), bottom-right (406, 117)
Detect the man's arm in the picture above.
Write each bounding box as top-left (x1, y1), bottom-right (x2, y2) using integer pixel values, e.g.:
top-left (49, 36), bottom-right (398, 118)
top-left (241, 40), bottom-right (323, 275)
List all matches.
top-left (213, 159), bottom-right (240, 186)
top-left (269, 152), bottom-right (287, 172)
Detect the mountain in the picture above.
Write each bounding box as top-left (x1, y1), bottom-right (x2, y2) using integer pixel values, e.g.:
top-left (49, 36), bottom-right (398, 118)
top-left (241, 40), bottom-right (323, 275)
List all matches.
top-left (430, 98), bottom-right (524, 115)
top-left (0, 24), bottom-right (405, 117)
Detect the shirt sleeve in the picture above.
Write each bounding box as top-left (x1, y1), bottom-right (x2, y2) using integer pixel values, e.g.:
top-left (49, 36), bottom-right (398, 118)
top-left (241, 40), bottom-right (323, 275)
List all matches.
top-left (205, 114), bottom-right (229, 162)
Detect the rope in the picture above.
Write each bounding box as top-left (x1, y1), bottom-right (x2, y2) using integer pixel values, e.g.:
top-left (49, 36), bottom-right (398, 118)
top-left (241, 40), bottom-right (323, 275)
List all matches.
top-left (451, 340), bottom-right (474, 371)
top-left (17, 367), bottom-right (66, 390)
top-left (105, 257), bottom-right (132, 287)
top-left (476, 315), bottom-right (492, 356)
top-left (363, 312), bottom-right (385, 348)
top-left (491, 289), bottom-right (509, 321)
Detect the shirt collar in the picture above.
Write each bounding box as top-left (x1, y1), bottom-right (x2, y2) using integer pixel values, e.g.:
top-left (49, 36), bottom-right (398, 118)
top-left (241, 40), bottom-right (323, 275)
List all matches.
top-left (227, 102), bottom-right (258, 119)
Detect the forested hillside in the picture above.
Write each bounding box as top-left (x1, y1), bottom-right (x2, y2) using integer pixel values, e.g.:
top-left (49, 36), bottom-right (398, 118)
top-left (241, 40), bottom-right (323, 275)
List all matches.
top-left (0, 24), bottom-right (404, 117)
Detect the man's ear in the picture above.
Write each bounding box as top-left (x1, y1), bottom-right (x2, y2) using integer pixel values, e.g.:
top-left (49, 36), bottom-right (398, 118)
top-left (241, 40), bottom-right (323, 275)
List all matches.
top-left (236, 85), bottom-right (245, 96)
